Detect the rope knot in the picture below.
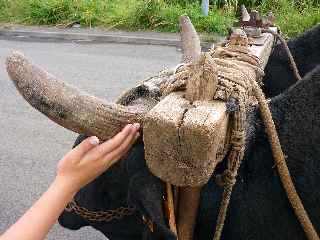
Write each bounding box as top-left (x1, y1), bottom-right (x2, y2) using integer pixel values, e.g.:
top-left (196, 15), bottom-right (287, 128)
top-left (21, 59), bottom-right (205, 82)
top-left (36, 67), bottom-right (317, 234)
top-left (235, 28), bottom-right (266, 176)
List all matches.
top-left (230, 130), bottom-right (246, 151)
top-left (215, 169), bottom-right (236, 187)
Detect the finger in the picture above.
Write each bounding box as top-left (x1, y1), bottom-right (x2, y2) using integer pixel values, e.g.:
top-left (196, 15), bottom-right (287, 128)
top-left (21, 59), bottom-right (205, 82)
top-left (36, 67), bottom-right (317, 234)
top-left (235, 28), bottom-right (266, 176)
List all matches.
top-left (108, 133), bottom-right (140, 167)
top-left (105, 123), bottom-right (139, 151)
top-left (68, 136), bottom-right (100, 159)
top-left (88, 123), bottom-right (140, 159)
top-left (103, 132), bottom-right (140, 167)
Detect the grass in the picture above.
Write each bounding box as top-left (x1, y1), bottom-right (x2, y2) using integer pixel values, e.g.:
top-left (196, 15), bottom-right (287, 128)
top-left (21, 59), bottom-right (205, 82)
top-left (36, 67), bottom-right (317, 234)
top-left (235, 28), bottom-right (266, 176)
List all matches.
top-left (258, 0), bottom-right (320, 37)
top-left (0, 0), bottom-right (319, 38)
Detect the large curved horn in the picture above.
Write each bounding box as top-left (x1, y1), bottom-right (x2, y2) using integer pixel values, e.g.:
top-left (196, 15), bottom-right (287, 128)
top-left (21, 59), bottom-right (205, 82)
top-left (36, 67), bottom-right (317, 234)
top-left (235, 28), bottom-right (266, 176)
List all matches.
top-left (6, 51), bottom-right (145, 140)
top-left (179, 15), bottom-right (201, 63)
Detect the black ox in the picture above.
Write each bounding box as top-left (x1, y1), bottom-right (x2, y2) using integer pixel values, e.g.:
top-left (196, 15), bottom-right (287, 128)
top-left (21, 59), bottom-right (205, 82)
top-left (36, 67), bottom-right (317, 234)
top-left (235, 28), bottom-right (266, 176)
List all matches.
top-left (54, 25), bottom-right (320, 240)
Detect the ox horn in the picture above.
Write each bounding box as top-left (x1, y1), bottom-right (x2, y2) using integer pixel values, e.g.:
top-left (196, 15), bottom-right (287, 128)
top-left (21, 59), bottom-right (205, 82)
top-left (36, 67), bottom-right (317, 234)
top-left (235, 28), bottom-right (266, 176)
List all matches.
top-left (240, 5), bottom-right (250, 22)
top-left (179, 15), bottom-right (201, 63)
top-left (177, 16), bottom-right (202, 240)
top-left (6, 51), bottom-right (145, 140)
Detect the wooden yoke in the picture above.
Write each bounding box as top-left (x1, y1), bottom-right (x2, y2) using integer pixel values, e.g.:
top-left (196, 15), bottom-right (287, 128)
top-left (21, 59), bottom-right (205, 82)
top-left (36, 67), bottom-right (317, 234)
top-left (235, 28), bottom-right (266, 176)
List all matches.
top-left (144, 92), bottom-right (229, 187)
top-left (144, 14), bottom-right (276, 240)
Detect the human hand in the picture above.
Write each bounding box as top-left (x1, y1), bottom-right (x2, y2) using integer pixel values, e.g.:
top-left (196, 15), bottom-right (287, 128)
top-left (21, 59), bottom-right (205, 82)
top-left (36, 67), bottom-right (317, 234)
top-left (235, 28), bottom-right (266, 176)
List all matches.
top-left (55, 123), bottom-right (140, 195)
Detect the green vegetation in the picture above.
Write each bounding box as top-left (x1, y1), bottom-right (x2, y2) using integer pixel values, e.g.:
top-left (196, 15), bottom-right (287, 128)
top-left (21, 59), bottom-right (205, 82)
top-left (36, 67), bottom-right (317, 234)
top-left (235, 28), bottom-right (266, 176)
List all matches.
top-left (0, 0), bottom-right (319, 37)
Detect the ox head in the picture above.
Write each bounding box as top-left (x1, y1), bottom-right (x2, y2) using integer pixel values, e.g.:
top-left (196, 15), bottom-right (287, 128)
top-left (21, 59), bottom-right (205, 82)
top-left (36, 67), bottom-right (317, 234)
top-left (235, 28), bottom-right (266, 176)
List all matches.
top-left (5, 13), bottom-right (320, 240)
top-left (58, 64), bottom-right (320, 240)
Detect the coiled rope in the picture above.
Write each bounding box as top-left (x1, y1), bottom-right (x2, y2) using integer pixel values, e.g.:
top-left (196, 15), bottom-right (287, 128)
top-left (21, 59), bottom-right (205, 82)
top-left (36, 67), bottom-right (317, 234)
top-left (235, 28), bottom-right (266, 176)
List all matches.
top-left (212, 45), bottom-right (318, 240)
top-left (262, 28), bottom-right (302, 81)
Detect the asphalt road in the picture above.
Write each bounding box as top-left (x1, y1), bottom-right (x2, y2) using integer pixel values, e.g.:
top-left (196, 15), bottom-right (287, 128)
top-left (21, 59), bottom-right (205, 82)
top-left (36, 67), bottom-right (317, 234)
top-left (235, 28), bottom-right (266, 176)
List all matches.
top-left (0, 39), bottom-right (180, 239)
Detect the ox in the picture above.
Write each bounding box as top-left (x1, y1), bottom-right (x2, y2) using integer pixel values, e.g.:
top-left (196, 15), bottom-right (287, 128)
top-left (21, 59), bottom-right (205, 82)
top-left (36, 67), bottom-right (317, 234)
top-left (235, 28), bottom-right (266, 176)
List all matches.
top-left (5, 20), bottom-right (320, 239)
top-left (58, 24), bottom-right (320, 240)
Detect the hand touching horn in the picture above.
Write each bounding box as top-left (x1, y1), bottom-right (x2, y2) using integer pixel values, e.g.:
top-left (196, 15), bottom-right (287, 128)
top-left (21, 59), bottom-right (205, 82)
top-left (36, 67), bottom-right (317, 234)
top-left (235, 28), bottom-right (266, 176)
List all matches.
top-left (56, 123), bottom-right (140, 194)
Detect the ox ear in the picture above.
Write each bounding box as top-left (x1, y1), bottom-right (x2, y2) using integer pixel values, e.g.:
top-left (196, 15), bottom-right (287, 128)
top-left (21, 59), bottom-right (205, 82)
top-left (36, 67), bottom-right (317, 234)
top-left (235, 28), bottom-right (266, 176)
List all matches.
top-left (127, 168), bottom-right (177, 239)
top-left (58, 208), bottom-right (88, 230)
top-left (125, 142), bottom-right (176, 239)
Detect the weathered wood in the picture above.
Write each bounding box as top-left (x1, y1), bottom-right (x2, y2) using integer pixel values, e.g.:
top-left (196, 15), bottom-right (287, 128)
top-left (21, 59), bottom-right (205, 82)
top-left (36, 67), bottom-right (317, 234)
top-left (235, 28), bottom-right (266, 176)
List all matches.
top-left (6, 51), bottom-right (147, 140)
top-left (180, 15), bottom-right (201, 63)
top-left (143, 92), bottom-right (229, 240)
top-left (177, 186), bottom-right (201, 240)
top-left (166, 182), bottom-right (178, 236)
top-left (249, 32), bottom-right (275, 68)
top-left (186, 53), bottom-right (218, 102)
top-left (144, 92), bottom-right (229, 186)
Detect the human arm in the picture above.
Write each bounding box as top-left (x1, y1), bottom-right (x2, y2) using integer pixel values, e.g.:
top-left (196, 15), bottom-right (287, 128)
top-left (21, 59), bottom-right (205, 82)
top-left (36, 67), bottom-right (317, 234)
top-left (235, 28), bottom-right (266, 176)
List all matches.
top-left (0, 123), bottom-right (140, 240)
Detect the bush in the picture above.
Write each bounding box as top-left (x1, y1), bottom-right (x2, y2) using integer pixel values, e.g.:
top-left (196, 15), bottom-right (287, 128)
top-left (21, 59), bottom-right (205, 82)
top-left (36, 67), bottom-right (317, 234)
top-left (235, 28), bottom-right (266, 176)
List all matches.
top-left (0, 0), bottom-right (318, 38)
top-left (26, 0), bottom-right (72, 24)
top-left (127, 0), bottom-right (167, 29)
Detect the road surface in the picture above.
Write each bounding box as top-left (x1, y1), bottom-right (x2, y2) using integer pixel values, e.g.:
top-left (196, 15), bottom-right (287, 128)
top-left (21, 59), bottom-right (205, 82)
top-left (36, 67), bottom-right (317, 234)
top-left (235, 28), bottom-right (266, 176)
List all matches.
top-left (0, 39), bottom-right (180, 239)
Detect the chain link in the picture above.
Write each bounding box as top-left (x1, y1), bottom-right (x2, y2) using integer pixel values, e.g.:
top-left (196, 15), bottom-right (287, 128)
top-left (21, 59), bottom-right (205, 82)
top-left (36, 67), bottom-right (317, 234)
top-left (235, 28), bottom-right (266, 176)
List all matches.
top-left (65, 199), bottom-right (136, 222)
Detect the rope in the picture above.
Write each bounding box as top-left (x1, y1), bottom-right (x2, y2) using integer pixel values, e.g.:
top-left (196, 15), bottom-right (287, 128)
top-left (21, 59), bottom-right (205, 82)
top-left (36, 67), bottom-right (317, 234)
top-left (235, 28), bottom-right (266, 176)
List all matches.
top-left (211, 47), bottom-right (258, 240)
top-left (251, 81), bottom-right (319, 240)
top-left (262, 28), bottom-right (302, 81)
top-left (209, 45), bottom-right (318, 240)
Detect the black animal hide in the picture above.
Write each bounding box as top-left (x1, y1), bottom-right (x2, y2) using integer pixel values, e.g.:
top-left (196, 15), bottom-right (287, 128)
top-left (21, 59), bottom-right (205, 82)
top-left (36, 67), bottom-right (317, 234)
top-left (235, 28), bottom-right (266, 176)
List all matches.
top-left (195, 65), bottom-right (320, 240)
top-left (263, 24), bottom-right (320, 97)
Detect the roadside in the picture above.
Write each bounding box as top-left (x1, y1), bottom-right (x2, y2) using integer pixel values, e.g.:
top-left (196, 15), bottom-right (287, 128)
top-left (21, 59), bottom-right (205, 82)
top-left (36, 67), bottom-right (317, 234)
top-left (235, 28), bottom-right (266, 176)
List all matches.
top-left (0, 24), bottom-right (224, 47)
top-left (0, 0), bottom-right (319, 39)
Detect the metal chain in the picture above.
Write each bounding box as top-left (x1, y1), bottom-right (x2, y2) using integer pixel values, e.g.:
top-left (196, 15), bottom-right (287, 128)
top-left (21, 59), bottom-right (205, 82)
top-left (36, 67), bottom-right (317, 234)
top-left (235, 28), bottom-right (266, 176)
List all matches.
top-left (65, 198), bottom-right (136, 222)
